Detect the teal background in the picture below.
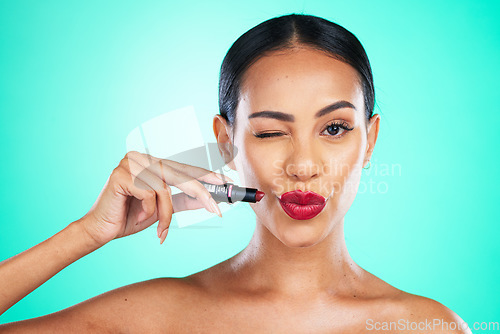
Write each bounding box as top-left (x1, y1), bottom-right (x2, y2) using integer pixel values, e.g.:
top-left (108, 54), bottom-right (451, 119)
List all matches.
top-left (1, 0), bottom-right (499, 327)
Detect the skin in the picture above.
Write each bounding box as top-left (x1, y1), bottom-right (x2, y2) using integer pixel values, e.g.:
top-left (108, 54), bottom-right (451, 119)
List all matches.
top-left (180, 46), bottom-right (470, 333)
top-left (0, 46), bottom-right (470, 333)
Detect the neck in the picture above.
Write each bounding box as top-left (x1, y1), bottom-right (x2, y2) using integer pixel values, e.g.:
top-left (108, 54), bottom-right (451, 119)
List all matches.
top-left (224, 217), bottom-right (363, 298)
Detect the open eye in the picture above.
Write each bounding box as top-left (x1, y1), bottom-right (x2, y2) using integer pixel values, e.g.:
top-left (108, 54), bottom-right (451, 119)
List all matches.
top-left (321, 121), bottom-right (354, 138)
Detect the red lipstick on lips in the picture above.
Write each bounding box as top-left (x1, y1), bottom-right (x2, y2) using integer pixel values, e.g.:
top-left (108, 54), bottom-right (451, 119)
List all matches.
top-left (278, 190), bottom-right (327, 220)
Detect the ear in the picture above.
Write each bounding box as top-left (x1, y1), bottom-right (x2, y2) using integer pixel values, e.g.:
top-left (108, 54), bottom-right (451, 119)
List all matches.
top-left (213, 114), bottom-right (237, 171)
top-left (364, 114), bottom-right (380, 167)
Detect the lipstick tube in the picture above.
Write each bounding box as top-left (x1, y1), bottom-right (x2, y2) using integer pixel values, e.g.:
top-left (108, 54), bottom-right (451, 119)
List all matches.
top-left (199, 181), bottom-right (265, 204)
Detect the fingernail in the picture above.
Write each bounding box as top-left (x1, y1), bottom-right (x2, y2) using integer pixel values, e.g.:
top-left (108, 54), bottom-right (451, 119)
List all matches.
top-left (210, 198), bottom-right (222, 218)
top-left (160, 228), bottom-right (169, 244)
top-left (208, 198), bottom-right (216, 213)
top-left (157, 224), bottom-right (162, 238)
top-left (206, 200), bottom-right (216, 214)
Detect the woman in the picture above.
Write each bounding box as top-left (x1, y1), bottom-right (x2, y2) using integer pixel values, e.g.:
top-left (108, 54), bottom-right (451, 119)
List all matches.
top-left (0, 14), bottom-right (469, 333)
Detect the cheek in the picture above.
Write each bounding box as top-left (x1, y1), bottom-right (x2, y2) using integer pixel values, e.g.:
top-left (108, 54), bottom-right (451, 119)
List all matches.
top-left (327, 135), bottom-right (365, 210)
top-left (233, 136), bottom-right (284, 187)
top-left (332, 143), bottom-right (362, 182)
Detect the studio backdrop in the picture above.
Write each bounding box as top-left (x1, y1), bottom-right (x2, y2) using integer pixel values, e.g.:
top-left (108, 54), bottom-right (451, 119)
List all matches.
top-left (1, 0), bottom-right (499, 327)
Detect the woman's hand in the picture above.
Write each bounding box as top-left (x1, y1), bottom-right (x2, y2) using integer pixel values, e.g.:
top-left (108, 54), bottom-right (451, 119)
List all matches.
top-left (81, 151), bottom-right (233, 246)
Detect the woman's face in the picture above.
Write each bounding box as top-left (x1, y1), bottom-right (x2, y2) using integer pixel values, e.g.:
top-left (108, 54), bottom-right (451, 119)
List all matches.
top-left (214, 47), bottom-right (379, 247)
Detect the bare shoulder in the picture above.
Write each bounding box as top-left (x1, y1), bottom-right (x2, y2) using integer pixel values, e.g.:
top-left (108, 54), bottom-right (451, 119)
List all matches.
top-left (388, 293), bottom-right (471, 334)
top-left (359, 272), bottom-right (470, 333)
top-left (0, 277), bottom-right (196, 333)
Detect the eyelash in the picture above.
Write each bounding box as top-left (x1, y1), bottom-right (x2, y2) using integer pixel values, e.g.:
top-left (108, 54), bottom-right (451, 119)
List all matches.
top-left (253, 121), bottom-right (354, 139)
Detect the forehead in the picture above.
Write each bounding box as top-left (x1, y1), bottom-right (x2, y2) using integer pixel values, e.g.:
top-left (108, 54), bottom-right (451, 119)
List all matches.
top-left (238, 47), bottom-right (364, 118)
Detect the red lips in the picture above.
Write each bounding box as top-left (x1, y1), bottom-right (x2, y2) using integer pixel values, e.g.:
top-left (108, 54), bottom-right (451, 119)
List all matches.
top-left (278, 190), bottom-right (327, 220)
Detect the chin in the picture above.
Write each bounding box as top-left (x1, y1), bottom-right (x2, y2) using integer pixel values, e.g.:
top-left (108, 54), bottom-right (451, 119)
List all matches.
top-left (275, 224), bottom-right (327, 248)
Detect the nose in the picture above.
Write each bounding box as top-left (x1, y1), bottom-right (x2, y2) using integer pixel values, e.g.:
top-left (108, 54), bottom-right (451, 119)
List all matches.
top-left (285, 138), bottom-right (320, 182)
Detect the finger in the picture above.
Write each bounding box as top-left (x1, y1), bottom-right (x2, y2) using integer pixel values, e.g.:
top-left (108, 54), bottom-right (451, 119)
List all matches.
top-left (126, 176), bottom-right (157, 228)
top-left (126, 151), bottom-right (234, 185)
top-left (171, 192), bottom-right (206, 212)
top-left (127, 159), bottom-right (174, 239)
top-left (216, 173), bottom-right (234, 184)
top-left (128, 155), bottom-right (220, 216)
top-left (164, 160), bottom-right (234, 185)
top-left (156, 160), bottom-right (174, 243)
top-left (116, 166), bottom-right (157, 223)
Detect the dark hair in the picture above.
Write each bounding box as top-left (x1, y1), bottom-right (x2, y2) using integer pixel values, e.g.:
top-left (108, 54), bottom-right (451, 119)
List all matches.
top-left (218, 13), bottom-right (375, 130)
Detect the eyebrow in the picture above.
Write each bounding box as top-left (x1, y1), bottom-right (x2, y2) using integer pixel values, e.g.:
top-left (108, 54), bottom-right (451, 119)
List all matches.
top-left (248, 100), bottom-right (357, 122)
